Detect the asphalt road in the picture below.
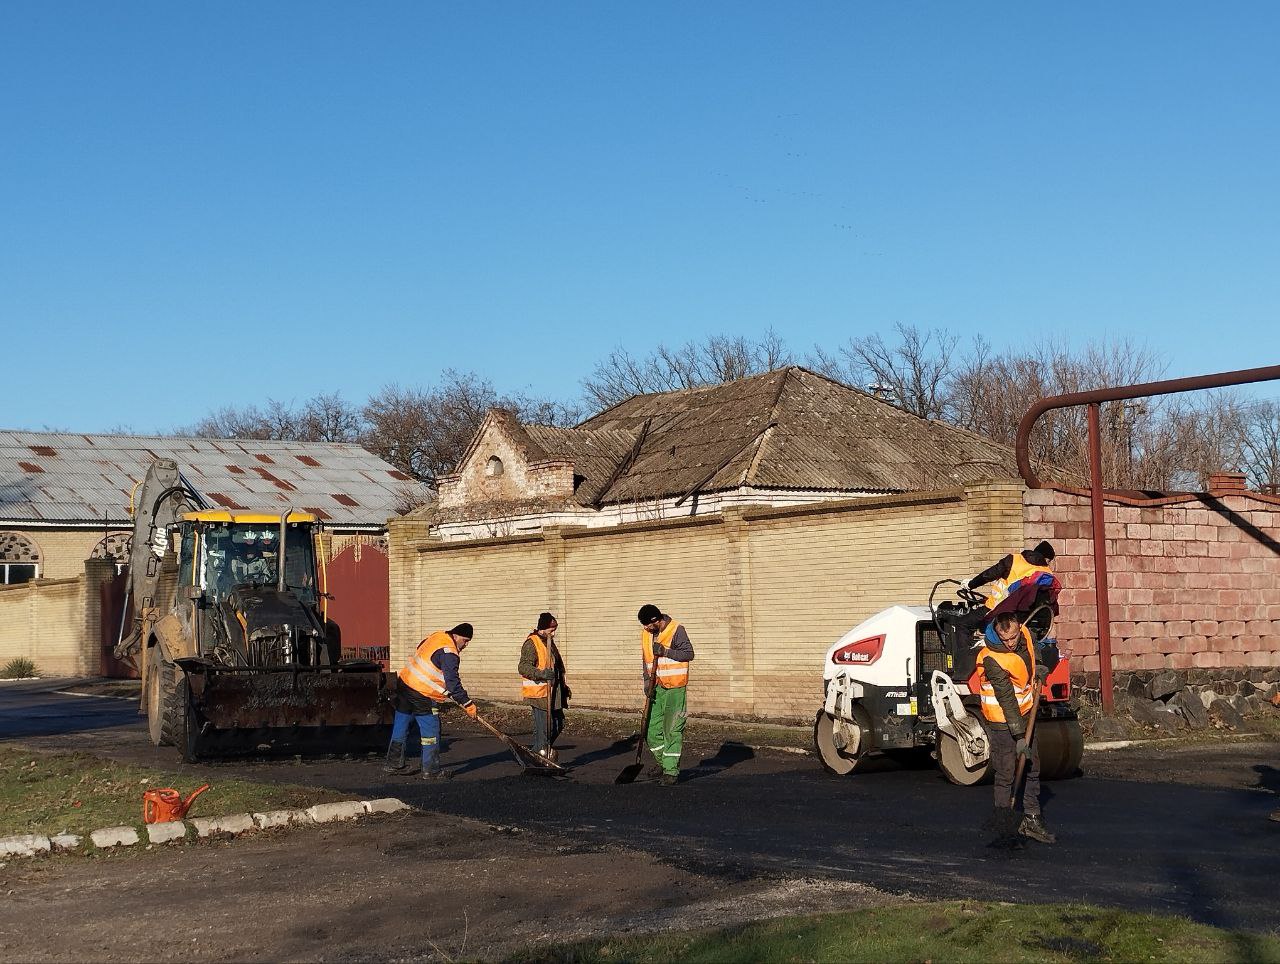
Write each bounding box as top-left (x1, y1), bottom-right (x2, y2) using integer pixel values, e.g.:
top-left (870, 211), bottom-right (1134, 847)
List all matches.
top-left (4, 678), bottom-right (1280, 934)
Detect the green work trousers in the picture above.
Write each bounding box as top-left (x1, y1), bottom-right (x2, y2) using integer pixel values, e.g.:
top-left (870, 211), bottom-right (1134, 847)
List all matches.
top-left (646, 685), bottom-right (687, 775)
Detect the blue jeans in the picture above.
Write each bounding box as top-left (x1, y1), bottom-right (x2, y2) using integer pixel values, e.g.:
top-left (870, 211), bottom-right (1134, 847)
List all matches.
top-left (391, 710), bottom-right (441, 770)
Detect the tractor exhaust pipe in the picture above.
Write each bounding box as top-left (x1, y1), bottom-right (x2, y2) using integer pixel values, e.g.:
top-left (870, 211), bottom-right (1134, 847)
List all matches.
top-left (278, 509), bottom-right (291, 594)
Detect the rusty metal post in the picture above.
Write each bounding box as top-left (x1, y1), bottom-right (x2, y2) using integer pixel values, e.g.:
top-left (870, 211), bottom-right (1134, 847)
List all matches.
top-left (1086, 403), bottom-right (1115, 712)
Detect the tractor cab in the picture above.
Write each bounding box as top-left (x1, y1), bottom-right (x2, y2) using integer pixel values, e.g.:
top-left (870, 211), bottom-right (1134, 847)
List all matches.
top-left (174, 510), bottom-right (334, 668)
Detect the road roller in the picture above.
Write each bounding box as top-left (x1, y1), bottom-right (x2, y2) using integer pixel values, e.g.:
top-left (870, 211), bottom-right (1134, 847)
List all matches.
top-left (814, 579), bottom-right (1083, 784)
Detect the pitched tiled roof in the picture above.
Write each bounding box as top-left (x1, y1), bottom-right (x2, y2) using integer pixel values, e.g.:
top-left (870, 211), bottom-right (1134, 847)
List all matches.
top-left (557, 367), bottom-right (1022, 503)
top-left (0, 431), bottom-right (427, 527)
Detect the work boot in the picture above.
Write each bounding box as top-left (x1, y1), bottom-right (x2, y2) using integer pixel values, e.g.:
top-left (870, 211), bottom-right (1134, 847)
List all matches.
top-left (659, 772), bottom-right (679, 787)
top-left (382, 740), bottom-right (408, 774)
top-left (1018, 813), bottom-right (1057, 845)
top-left (422, 766), bottom-right (453, 781)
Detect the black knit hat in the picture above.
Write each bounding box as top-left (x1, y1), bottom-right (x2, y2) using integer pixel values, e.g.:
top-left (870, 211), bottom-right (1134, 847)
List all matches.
top-left (537, 612), bottom-right (557, 631)
top-left (1033, 540), bottom-right (1055, 562)
top-left (637, 604), bottom-right (662, 625)
top-left (449, 623), bottom-right (474, 639)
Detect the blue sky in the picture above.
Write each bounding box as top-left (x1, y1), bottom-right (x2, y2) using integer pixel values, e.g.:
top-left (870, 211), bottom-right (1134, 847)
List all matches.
top-left (2, 2), bottom-right (1277, 431)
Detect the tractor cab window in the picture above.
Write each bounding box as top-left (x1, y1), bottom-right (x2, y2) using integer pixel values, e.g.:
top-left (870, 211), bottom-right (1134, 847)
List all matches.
top-left (199, 522), bottom-right (316, 605)
top-left (178, 524), bottom-right (196, 587)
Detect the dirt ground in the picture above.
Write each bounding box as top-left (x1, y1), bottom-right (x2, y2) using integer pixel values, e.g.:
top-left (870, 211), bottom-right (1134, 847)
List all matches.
top-left (0, 811), bottom-right (887, 963)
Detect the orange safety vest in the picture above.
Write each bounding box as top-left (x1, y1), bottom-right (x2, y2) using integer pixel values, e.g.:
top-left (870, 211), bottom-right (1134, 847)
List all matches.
top-left (641, 620), bottom-right (689, 689)
top-left (399, 631), bottom-right (456, 701)
top-left (975, 627), bottom-right (1036, 723)
top-left (984, 553), bottom-right (1056, 610)
top-left (521, 633), bottom-right (551, 700)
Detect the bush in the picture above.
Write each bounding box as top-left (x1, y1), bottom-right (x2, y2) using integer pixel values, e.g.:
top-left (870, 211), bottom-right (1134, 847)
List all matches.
top-left (1, 657), bottom-right (38, 679)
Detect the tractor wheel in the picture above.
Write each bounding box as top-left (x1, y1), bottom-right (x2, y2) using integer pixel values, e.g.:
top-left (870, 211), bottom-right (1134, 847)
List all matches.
top-left (938, 714), bottom-right (993, 786)
top-left (1036, 718), bottom-right (1084, 780)
top-left (145, 646), bottom-right (185, 748)
top-left (814, 707), bottom-right (873, 776)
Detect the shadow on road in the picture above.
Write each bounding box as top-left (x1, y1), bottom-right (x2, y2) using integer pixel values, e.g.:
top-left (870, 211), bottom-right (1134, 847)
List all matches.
top-left (685, 741), bottom-right (755, 781)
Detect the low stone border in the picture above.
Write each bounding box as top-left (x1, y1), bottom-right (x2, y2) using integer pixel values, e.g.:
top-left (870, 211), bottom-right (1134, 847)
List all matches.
top-left (0, 798), bottom-right (409, 859)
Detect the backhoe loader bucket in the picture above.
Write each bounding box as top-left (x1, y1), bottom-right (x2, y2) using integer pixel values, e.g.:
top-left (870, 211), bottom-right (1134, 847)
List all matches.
top-left (176, 659), bottom-right (393, 759)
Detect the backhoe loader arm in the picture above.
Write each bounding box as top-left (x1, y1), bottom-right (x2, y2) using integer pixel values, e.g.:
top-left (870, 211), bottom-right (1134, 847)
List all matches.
top-left (113, 459), bottom-right (197, 661)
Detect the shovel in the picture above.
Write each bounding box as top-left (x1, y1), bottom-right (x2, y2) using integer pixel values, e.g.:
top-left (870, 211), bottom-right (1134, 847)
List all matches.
top-left (462, 702), bottom-right (566, 773)
top-left (615, 670), bottom-right (657, 784)
top-left (1010, 678), bottom-right (1043, 807)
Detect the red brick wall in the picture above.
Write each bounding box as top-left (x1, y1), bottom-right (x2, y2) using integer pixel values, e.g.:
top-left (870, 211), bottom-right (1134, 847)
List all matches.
top-left (1024, 488), bottom-right (1280, 675)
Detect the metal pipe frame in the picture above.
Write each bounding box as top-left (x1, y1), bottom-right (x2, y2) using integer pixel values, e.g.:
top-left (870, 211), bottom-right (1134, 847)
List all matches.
top-left (1015, 364), bottom-right (1280, 713)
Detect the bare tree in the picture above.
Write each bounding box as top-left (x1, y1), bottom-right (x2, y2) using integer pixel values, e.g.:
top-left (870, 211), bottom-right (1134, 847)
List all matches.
top-left (582, 330), bottom-right (793, 409)
top-left (362, 370), bottom-right (576, 486)
top-left (810, 323), bottom-right (959, 420)
top-left (1240, 399), bottom-right (1280, 493)
top-left (297, 392), bottom-right (365, 443)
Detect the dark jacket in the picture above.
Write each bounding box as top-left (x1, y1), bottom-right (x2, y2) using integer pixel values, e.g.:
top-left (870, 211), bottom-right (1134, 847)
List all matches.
top-left (979, 624), bottom-right (1059, 738)
top-left (518, 634), bottom-right (564, 707)
top-left (969, 549), bottom-right (1051, 590)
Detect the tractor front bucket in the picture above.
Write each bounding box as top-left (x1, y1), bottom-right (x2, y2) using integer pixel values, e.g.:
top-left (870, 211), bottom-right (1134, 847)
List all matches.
top-left (176, 659), bottom-right (394, 759)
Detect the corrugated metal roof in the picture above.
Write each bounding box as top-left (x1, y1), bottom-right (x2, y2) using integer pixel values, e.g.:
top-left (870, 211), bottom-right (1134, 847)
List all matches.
top-left (0, 431), bottom-right (429, 527)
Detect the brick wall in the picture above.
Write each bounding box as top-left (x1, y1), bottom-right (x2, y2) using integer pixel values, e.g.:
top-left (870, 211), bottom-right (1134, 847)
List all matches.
top-left (388, 483), bottom-right (1025, 722)
top-left (0, 559), bottom-right (119, 677)
top-left (1024, 488), bottom-right (1280, 682)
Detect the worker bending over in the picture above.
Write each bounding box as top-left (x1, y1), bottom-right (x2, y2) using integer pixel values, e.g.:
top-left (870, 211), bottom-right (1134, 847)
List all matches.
top-left (385, 623), bottom-right (478, 780)
top-left (637, 604), bottom-right (694, 787)
top-left (976, 613), bottom-right (1056, 844)
top-left (518, 612), bottom-right (569, 760)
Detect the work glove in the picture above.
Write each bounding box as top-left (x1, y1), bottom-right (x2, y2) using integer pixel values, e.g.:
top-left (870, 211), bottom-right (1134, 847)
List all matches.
top-left (461, 701), bottom-right (478, 719)
top-left (958, 577), bottom-right (973, 590)
top-left (651, 643), bottom-right (666, 658)
top-left (561, 684), bottom-right (572, 704)
top-left (1014, 737), bottom-right (1032, 762)
top-left (1035, 664), bottom-right (1051, 683)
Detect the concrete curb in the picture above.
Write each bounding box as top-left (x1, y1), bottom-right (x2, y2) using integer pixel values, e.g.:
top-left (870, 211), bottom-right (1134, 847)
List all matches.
top-left (0, 797), bottom-right (411, 860)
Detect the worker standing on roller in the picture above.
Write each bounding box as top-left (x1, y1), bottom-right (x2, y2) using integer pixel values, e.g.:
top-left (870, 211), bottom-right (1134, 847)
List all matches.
top-left (975, 612), bottom-right (1056, 844)
top-left (385, 623), bottom-right (478, 780)
top-left (519, 612), bottom-right (568, 760)
top-left (637, 604), bottom-right (694, 787)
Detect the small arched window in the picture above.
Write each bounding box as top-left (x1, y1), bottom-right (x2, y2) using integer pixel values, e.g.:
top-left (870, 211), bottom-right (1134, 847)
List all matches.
top-left (0, 531), bottom-right (41, 585)
top-left (485, 456), bottom-right (504, 478)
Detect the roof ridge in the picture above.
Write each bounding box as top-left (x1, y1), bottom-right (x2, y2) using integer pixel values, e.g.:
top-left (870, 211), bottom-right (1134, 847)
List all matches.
top-left (742, 368), bottom-right (792, 486)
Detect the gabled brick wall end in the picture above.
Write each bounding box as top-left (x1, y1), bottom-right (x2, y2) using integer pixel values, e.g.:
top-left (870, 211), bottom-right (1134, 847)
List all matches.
top-left (1024, 489), bottom-right (1280, 680)
top-left (436, 419), bottom-right (575, 510)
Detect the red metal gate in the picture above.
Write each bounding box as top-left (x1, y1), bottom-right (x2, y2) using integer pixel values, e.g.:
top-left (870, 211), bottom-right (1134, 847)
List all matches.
top-left (99, 570), bottom-right (139, 678)
top-left (326, 538), bottom-right (390, 669)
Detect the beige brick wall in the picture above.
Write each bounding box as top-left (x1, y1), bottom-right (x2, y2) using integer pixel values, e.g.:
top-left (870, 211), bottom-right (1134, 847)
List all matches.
top-left (0, 576), bottom-right (90, 676)
top-left (389, 482), bottom-right (1027, 722)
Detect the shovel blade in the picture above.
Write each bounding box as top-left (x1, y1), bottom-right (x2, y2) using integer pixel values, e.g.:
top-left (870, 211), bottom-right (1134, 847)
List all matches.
top-left (614, 762), bottom-right (645, 785)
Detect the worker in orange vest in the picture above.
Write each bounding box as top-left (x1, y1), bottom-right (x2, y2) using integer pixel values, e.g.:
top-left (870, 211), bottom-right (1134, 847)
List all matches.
top-left (975, 612), bottom-right (1056, 844)
top-left (385, 623), bottom-right (478, 780)
top-left (637, 604), bottom-right (694, 786)
top-left (518, 612), bottom-right (569, 760)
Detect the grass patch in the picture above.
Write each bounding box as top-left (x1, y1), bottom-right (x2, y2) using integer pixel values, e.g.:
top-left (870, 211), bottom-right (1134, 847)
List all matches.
top-left (516, 900), bottom-right (1280, 963)
top-left (0, 746), bottom-right (346, 839)
top-left (1, 657), bottom-right (39, 679)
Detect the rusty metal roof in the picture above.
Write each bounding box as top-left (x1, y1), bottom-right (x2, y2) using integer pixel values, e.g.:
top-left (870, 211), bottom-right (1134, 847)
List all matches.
top-left (0, 431), bottom-right (427, 528)
top-left (563, 367), bottom-right (1022, 503)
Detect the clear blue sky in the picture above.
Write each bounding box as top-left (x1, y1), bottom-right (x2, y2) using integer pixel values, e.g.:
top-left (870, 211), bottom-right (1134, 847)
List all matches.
top-left (3, 2), bottom-right (1277, 432)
